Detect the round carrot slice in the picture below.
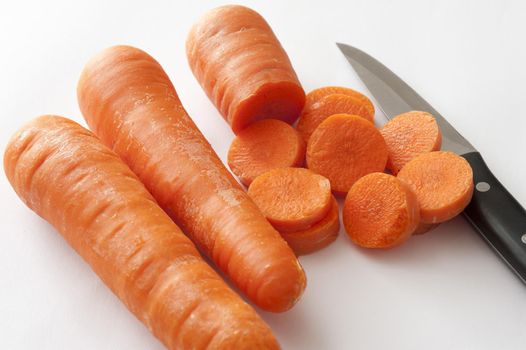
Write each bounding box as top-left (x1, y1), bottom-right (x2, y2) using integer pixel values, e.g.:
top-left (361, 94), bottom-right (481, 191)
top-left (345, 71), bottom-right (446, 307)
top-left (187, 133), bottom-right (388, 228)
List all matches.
top-left (248, 167), bottom-right (332, 232)
top-left (227, 119), bottom-right (305, 186)
top-left (397, 151), bottom-right (474, 224)
top-left (413, 222), bottom-right (440, 235)
top-left (280, 196), bottom-right (340, 255)
top-left (381, 111), bottom-right (442, 174)
top-left (305, 86), bottom-right (375, 117)
top-left (297, 94), bottom-right (374, 142)
top-left (306, 114), bottom-right (388, 193)
top-left (343, 172), bottom-right (420, 248)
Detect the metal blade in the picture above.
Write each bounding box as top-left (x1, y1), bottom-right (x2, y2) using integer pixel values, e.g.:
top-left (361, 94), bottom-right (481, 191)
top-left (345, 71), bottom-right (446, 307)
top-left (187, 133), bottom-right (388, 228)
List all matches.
top-left (336, 43), bottom-right (476, 156)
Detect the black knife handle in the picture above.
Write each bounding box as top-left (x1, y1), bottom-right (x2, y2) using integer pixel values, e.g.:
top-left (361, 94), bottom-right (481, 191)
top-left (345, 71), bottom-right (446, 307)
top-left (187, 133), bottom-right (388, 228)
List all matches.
top-left (461, 151), bottom-right (526, 283)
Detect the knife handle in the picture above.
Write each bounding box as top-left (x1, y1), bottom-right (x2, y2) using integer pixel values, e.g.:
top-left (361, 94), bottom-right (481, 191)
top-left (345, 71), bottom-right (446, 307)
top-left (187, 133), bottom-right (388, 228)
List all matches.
top-left (461, 151), bottom-right (526, 283)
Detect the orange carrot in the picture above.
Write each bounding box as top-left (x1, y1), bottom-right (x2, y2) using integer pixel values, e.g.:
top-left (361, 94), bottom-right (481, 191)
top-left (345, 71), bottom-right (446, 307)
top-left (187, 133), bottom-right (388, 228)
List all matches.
top-left (297, 94), bottom-right (374, 142)
top-left (397, 151), bottom-right (474, 224)
top-left (343, 172), bottom-right (420, 248)
top-left (77, 45), bottom-right (305, 313)
top-left (247, 167), bottom-right (332, 232)
top-left (380, 111), bottom-right (442, 174)
top-left (280, 196), bottom-right (340, 255)
top-left (3, 116), bottom-right (279, 350)
top-left (305, 86), bottom-right (375, 118)
top-left (228, 119), bottom-right (305, 186)
top-left (413, 222), bottom-right (440, 235)
top-left (306, 114), bottom-right (388, 193)
top-left (186, 5), bottom-right (305, 133)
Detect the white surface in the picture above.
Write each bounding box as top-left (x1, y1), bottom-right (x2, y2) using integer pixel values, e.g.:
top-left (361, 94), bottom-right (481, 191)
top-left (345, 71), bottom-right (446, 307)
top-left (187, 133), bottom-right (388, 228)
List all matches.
top-left (1, 0), bottom-right (526, 349)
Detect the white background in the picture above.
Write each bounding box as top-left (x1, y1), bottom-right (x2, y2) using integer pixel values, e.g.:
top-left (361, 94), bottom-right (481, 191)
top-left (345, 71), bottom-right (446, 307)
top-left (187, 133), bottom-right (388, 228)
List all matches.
top-left (1, 0), bottom-right (526, 349)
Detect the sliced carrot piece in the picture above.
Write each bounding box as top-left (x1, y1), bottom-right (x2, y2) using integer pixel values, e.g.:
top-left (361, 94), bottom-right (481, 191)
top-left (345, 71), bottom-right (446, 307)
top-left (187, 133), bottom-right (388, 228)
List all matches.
top-left (227, 119), bottom-right (305, 186)
top-left (413, 222), bottom-right (440, 235)
top-left (306, 114), bottom-right (388, 193)
top-left (343, 172), bottom-right (420, 248)
top-left (381, 111), bottom-right (442, 174)
top-left (397, 151), bottom-right (474, 224)
top-left (280, 196), bottom-right (340, 255)
top-left (248, 167), bottom-right (332, 232)
top-left (305, 86), bottom-right (375, 117)
top-left (297, 94), bottom-right (374, 142)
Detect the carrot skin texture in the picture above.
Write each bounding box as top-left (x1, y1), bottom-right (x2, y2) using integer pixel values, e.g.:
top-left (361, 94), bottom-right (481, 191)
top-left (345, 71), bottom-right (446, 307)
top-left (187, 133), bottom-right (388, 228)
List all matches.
top-left (4, 116), bottom-right (279, 350)
top-left (77, 45), bottom-right (306, 313)
top-left (186, 5), bottom-right (305, 133)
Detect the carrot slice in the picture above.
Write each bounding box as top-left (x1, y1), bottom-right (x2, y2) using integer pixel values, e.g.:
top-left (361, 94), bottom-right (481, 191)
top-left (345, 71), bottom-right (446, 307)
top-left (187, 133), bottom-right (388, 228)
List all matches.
top-left (280, 196), bottom-right (340, 255)
top-left (397, 151), bottom-right (474, 224)
top-left (305, 86), bottom-right (375, 117)
top-left (248, 167), bottom-right (332, 232)
top-left (227, 119), bottom-right (305, 186)
top-left (343, 172), bottom-right (420, 248)
top-left (381, 111), bottom-right (442, 174)
top-left (78, 45), bottom-right (305, 313)
top-left (186, 5), bottom-right (305, 133)
top-left (414, 222), bottom-right (440, 235)
top-left (297, 93), bottom-right (374, 142)
top-left (4, 116), bottom-right (279, 350)
top-left (306, 114), bottom-right (388, 193)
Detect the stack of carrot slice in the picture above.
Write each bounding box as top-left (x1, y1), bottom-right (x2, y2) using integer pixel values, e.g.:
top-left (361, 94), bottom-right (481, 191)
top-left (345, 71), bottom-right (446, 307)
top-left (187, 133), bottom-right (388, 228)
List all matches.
top-left (230, 84), bottom-right (474, 252)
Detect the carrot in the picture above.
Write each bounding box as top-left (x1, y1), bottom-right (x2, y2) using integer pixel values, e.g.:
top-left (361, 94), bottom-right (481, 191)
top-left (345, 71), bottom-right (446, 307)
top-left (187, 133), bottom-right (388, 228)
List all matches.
top-left (3, 116), bottom-right (279, 350)
top-left (305, 86), bottom-right (375, 118)
top-left (343, 172), bottom-right (420, 248)
top-left (380, 111), bottom-right (442, 174)
top-left (227, 119), bottom-right (305, 186)
top-left (306, 114), bottom-right (388, 193)
top-left (247, 167), bottom-right (332, 232)
top-left (297, 94), bottom-right (374, 142)
top-left (280, 196), bottom-right (340, 255)
top-left (414, 222), bottom-right (440, 235)
top-left (77, 45), bottom-right (306, 313)
top-left (186, 5), bottom-right (305, 133)
top-left (397, 151), bottom-right (474, 224)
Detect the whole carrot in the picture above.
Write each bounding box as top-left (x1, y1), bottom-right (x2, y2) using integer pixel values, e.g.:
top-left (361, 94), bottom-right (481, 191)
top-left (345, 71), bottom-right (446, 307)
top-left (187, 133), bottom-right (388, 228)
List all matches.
top-left (4, 116), bottom-right (279, 350)
top-left (77, 45), bottom-right (306, 313)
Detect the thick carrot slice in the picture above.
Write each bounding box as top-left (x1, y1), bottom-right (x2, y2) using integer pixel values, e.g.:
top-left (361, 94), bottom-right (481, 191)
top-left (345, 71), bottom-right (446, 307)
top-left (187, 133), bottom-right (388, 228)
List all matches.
top-left (280, 196), bottom-right (340, 255)
top-left (247, 167), bottom-right (332, 232)
top-left (297, 94), bottom-right (374, 142)
top-left (228, 119), bottom-right (305, 186)
top-left (306, 114), bottom-right (388, 193)
top-left (343, 172), bottom-right (420, 248)
top-left (397, 151), bottom-right (474, 224)
top-left (77, 45), bottom-right (305, 313)
top-left (4, 116), bottom-right (279, 350)
top-left (186, 5), bottom-right (305, 133)
top-left (381, 111), bottom-right (442, 174)
top-left (305, 86), bottom-right (375, 117)
top-left (414, 222), bottom-right (440, 235)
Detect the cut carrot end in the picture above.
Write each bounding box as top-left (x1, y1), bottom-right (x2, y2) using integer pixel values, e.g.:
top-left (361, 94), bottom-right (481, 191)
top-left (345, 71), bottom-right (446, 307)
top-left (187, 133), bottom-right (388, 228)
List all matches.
top-left (281, 196), bottom-right (340, 255)
top-left (397, 151), bottom-right (474, 224)
top-left (231, 82), bottom-right (305, 133)
top-left (343, 172), bottom-right (420, 248)
top-left (228, 119), bottom-right (305, 186)
top-left (306, 114), bottom-right (388, 193)
top-left (248, 167), bottom-right (332, 232)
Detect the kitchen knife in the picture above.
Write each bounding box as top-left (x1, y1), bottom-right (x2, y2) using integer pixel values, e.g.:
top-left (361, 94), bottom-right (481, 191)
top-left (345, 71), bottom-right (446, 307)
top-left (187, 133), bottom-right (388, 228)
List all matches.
top-left (337, 42), bottom-right (526, 284)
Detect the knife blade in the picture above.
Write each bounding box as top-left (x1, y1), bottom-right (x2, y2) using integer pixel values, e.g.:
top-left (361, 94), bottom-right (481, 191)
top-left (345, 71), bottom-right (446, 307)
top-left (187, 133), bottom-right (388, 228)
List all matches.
top-left (337, 42), bottom-right (526, 284)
